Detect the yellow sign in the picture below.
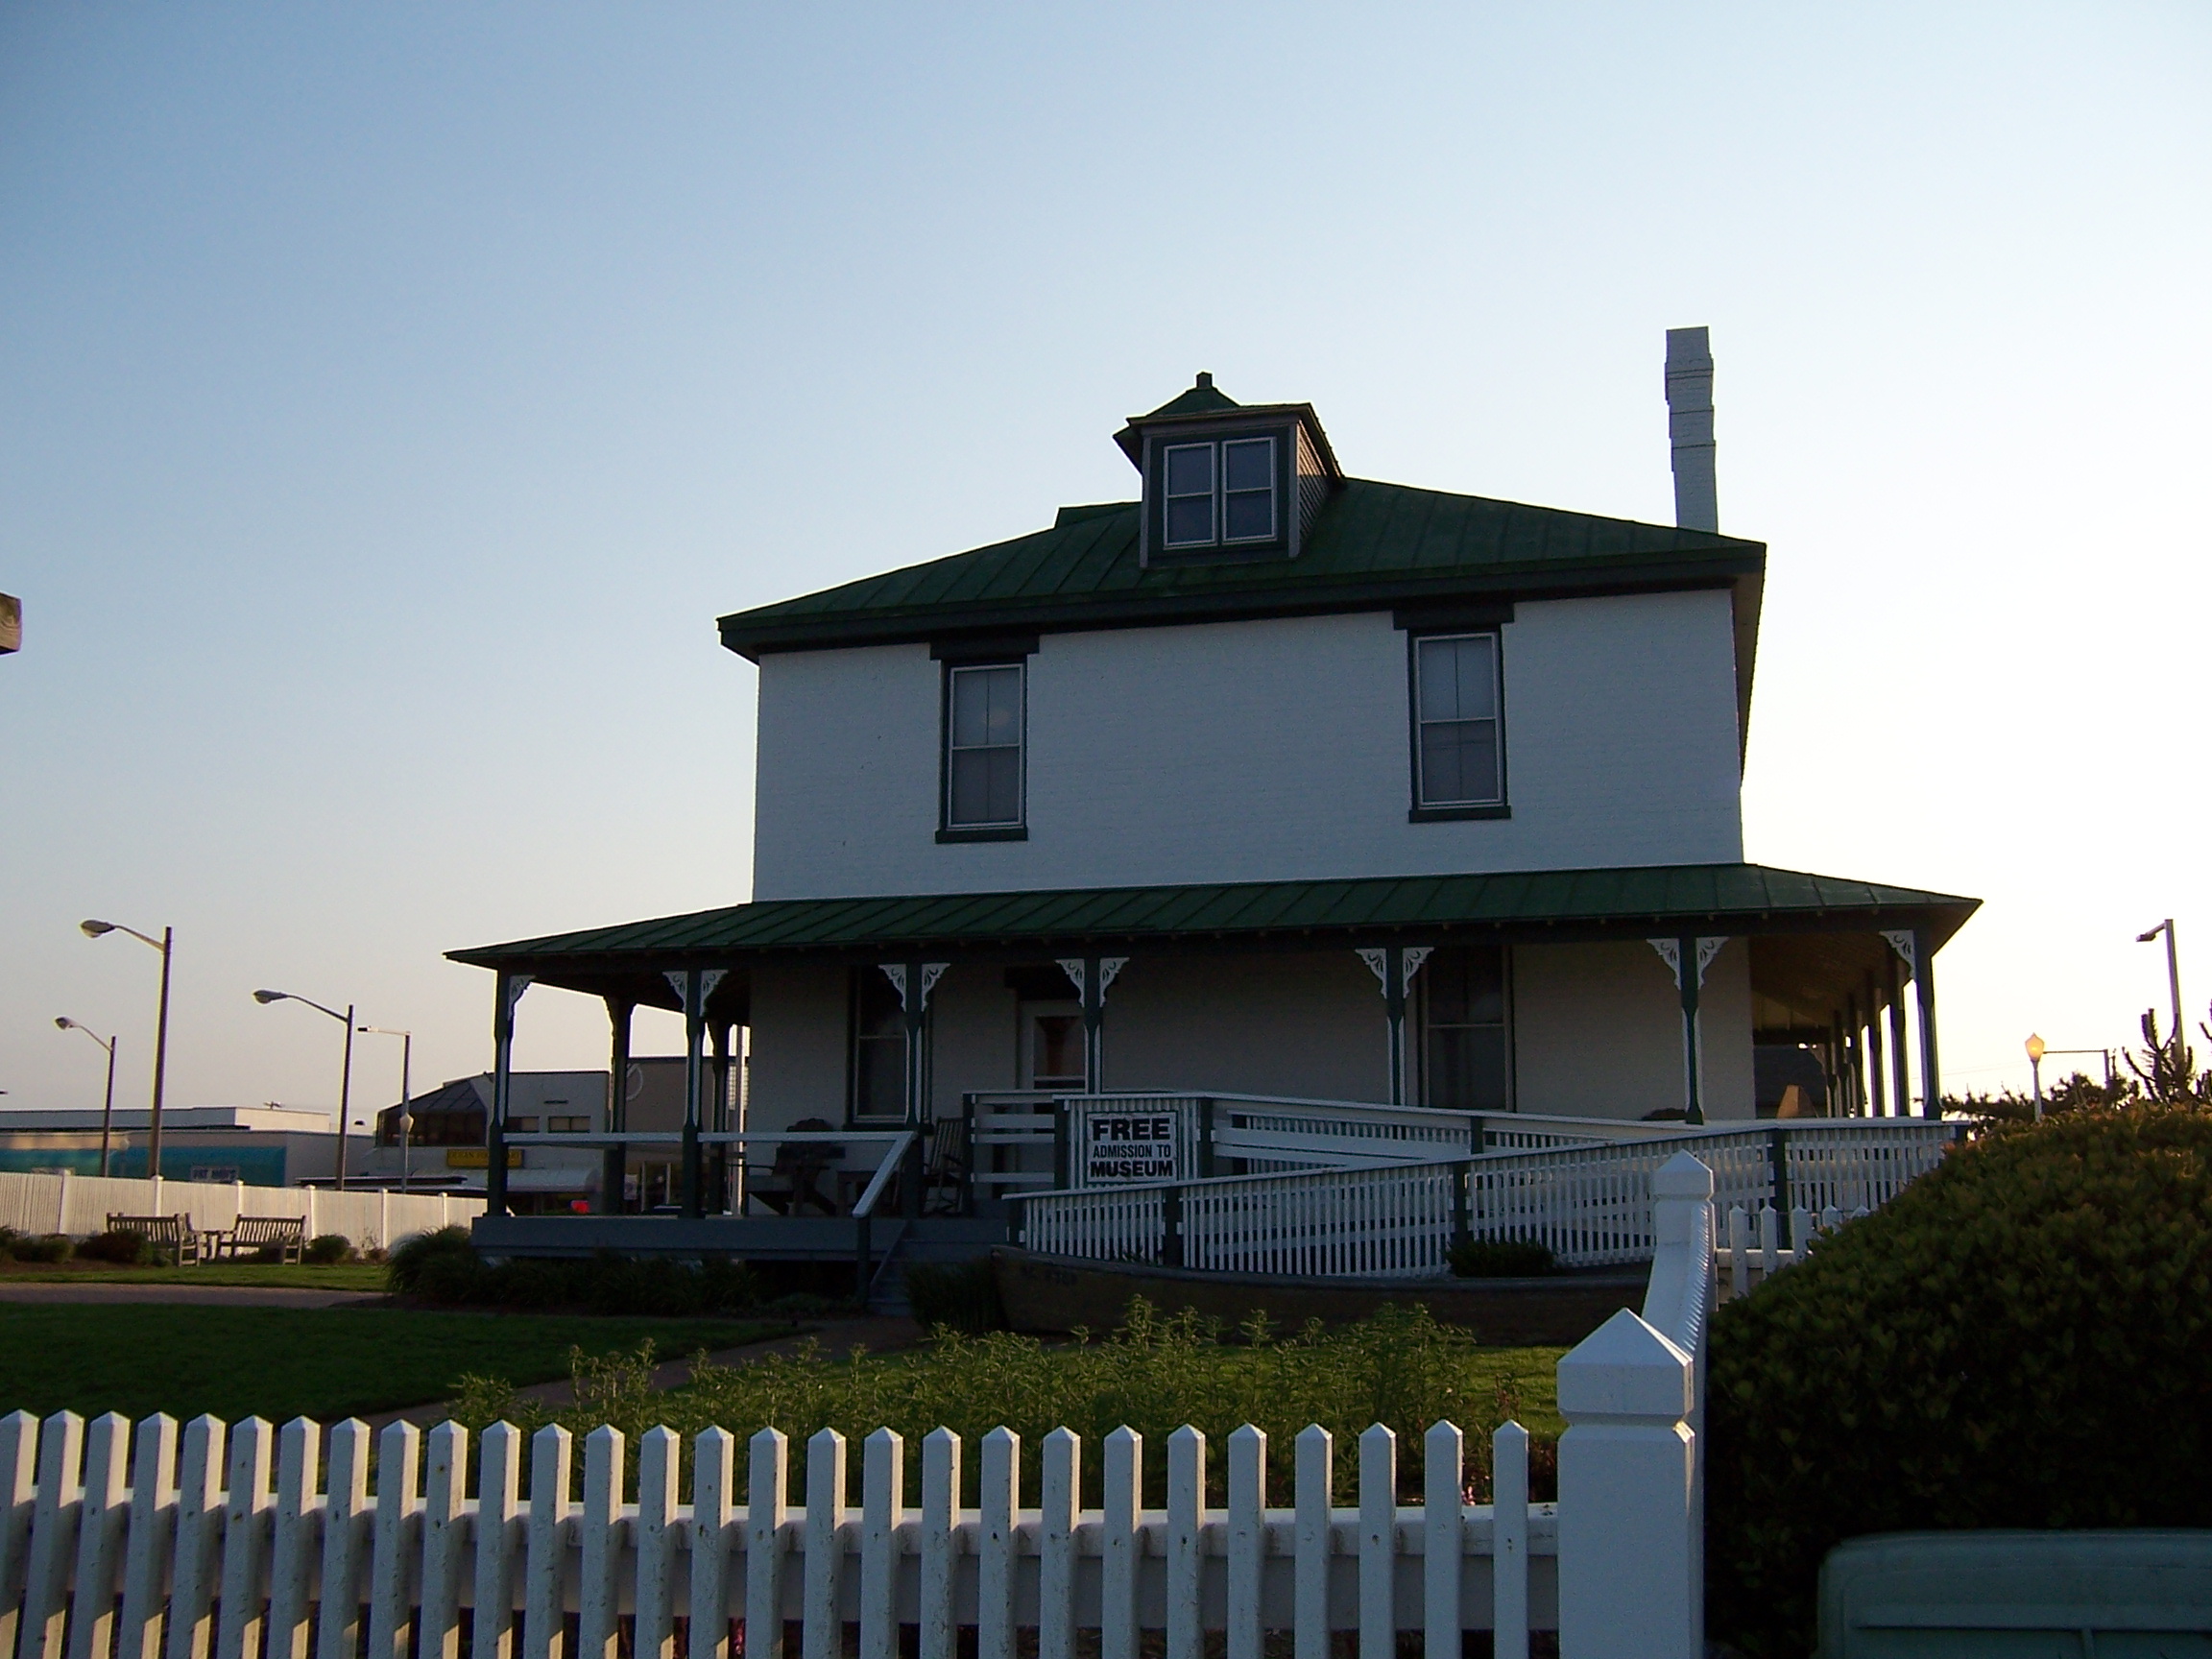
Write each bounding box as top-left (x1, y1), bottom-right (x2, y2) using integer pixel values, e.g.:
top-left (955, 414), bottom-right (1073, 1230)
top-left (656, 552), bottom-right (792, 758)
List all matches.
top-left (445, 1148), bottom-right (521, 1168)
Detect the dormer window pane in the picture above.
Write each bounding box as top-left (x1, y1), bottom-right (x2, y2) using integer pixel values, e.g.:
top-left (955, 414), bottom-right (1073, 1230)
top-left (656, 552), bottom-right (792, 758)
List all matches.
top-left (1163, 444), bottom-right (1215, 547)
top-left (1415, 634), bottom-right (1503, 806)
top-left (947, 662), bottom-right (1024, 827)
top-left (1221, 438), bottom-right (1275, 541)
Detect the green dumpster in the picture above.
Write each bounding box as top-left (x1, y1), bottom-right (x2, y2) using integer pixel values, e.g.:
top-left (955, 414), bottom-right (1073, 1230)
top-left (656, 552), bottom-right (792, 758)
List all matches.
top-left (1818, 1531), bottom-right (2212, 1656)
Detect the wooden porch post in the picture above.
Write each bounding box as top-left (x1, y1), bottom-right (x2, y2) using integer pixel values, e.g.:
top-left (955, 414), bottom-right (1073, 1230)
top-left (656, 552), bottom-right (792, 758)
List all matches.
top-left (1649, 938), bottom-right (1722, 1125)
top-left (1913, 926), bottom-right (1942, 1117)
top-left (599, 997), bottom-right (633, 1215)
top-left (709, 1021), bottom-right (733, 1214)
top-left (1864, 975), bottom-right (1888, 1118)
top-left (1358, 947), bottom-right (1431, 1106)
top-left (1057, 956), bottom-right (1130, 1093)
top-left (882, 962), bottom-right (949, 1216)
top-left (1886, 950), bottom-right (1911, 1120)
top-left (680, 971), bottom-right (706, 1219)
top-left (664, 968), bottom-right (725, 1220)
top-left (487, 973), bottom-right (529, 1215)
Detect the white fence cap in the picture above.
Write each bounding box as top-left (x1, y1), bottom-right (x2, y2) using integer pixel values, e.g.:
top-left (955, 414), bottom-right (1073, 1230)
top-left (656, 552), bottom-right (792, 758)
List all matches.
top-left (1556, 1309), bottom-right (1695, 1420)
top-left (1651, 1151), bottom-right (1715, 1201)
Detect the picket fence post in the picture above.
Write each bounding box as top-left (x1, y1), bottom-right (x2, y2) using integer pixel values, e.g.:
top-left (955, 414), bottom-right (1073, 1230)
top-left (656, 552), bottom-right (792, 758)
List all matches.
top-left (688, 1427), bottom-right (736, 1659)
top-left (745, 1429), bottom-right (789, 1659)
top-left (1292, 1426), bottom-right (1332, 1659)
top-left (115, 1413), bottom-right (178, 1659)
top-left (66, 1413), bottom-right (130, 1659)
top-left (803, 1429), bottom-right (847, 1659)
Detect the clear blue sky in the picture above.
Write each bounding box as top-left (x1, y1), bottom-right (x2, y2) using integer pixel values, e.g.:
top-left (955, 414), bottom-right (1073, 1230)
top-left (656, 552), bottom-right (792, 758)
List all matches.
top-left (4, 3), bottom-right (2206, 1118)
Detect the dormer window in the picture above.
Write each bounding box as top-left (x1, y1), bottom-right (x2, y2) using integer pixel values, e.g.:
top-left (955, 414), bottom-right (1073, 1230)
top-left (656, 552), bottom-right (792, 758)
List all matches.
top-left (1163, 437), bottom-right (1278, 549)
top-left (1118, 375), bottom-right (1340, 566)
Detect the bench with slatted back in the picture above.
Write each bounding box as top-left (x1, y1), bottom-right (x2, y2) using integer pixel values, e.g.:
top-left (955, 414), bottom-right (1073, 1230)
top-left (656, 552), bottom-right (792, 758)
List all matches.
top-left (209, 1214), bottom-right (306, 1262)
top-left (105, 1214), bottom-right (204, 1265)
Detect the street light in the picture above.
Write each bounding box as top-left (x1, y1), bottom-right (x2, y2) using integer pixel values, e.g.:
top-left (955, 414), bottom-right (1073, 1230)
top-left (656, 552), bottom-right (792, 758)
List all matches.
top-left (81, 919), bottom-right (174, 1177)
top-left (2024, 1033), bottom-right (2046, 1120)
top-left (357, 1025), bottom-right (412, 1192)
top-left (2136, 920), bottom-right (2186, 1064)
top-left (254, 990), bottom-right (357, 1190)
top-left (54, 1018), bottom-right (119, 1175)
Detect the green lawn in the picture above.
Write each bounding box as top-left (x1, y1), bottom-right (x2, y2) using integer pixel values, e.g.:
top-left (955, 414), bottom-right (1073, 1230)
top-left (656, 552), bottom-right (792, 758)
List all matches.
top-left (0, 1307), bottom-right (795, 1423)
top-left (0, 1262), bottom-right (390, 1290)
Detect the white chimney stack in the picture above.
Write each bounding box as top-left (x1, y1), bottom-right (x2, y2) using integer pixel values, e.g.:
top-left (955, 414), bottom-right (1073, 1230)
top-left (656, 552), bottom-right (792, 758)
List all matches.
top-left (1664, 326), bottom-right (1718, 532)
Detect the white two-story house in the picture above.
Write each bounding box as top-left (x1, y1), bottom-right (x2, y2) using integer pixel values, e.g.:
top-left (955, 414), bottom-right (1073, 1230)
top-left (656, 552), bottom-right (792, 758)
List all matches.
top-left (454, 339), bottom-right (1977, 1220)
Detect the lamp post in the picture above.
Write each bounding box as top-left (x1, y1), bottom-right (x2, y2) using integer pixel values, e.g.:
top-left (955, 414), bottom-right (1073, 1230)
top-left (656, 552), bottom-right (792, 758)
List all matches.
top-left (254, 990), bottom-right (357, 1189)
top-left (81, 920), bottom-right (173, 1177)
top-left (357, 1025), bottom-right (412, 1191)
top-left (2136, 920), bottom-right (2186, 1067)
top-left (2024, 1032), bottom-right (2046, 1120)
top-left (54, 1019), bottom-right (119, 1175)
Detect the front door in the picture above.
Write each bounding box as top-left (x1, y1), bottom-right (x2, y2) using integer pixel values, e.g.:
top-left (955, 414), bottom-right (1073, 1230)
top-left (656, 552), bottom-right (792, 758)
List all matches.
top-left (1022, 1002), bottom-right (1087, 1092)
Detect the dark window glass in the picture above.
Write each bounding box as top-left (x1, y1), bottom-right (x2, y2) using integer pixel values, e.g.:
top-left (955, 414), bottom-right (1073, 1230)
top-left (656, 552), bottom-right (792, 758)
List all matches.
top-left (947, 663), bottom-right (1023, 827)
top-left (1415, 634), bottom-right (1503, 805)
top-left (1221, 437), bottom-right (1275, 541)
top-left (1163, 444), bottom-right (1215, 546)
top-left (1424, 947), bottom-right (1509, 1110)
top-left (853, 970), bottom-right (906, 1118)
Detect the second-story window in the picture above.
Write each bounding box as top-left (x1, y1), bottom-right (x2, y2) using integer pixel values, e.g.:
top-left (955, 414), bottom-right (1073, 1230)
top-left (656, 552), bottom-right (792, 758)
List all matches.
top-left (1162, 437), bottom-right (1277, 549)
top-left (1414, 633), bottom-right (1503, 808)
top-left (945, 661), bottom-right (1024, 829)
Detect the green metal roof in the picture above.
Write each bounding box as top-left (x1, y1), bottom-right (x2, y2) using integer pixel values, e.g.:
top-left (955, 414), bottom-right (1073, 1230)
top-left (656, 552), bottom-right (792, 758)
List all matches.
top-left (716, 478), bottom-right (1766, 663)
top-left (450, 863), bottom-right (1977, 978)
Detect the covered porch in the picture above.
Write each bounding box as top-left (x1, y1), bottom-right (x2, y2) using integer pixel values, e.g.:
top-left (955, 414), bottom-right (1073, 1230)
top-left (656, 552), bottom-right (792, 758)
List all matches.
top-left (447, 861), bottom-right (1978, 1246)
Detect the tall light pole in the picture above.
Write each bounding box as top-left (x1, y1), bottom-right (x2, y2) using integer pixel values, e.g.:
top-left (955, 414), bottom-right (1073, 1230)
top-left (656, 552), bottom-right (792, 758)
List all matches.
top-left (54, 1018), bottom-right (119, 1176)
top-left (2024, 1032), bottom-right (2045, 1120)
top-left (81, 920), bottom-right (174, 1177)
top-left (254, 990), bottom-right (357, 1189)
top-left (2136, 920), bottom-right (2186, 1073)
top-left (357, 1025), bottom-right (412, 1192)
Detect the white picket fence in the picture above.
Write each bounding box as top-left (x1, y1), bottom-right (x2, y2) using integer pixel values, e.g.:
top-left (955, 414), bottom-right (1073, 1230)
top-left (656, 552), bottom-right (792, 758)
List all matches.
top-left (0, 1157), bottom-right (1721, 1659)
top-left (1713, 1201), bottom-right (1858, 1304)
top-left (1020, 1118), bottom-right (1955, 1274)
top-left (0, 1171), bottom-right (479, 1252)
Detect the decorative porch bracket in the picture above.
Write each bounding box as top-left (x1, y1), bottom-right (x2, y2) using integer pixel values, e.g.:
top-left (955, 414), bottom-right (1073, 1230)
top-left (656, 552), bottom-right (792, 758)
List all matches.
top-left (1358, 946), bottom-right (1433, 1106)
top-left (486, 973), bottom-right (532, 1214)
top-left (1056, 956), bottom-right (1129, 1092)
top-left (663, 969), bottom-right (728, 1217)
top-left (1647, 937), bottom-right (1725, 1125)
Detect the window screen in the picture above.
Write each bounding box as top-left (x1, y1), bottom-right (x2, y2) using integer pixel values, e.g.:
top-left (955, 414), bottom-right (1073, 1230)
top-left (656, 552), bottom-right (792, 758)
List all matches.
top-left (1415, 634), bottom-right (1503, 806)
top-left (946, 662), bottom-right (1024, 828)
top-left (1221, 438), bottom-right (1276, 541)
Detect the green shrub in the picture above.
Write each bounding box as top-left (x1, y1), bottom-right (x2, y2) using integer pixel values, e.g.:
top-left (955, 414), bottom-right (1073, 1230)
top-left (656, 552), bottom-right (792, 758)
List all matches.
top-left (304, 1234), bottom-right (354, 1264)
top-left (903, 1257), bottom-right (1007, 1334)
top-left (12, 1235), bottom-right (74, 1264)
top-left (1707, 1108), bottom-right (2212, 1658)
top-left (453, 1298), bottom-right (1558, 1507)
top-left (388, 1226), bottom-right (477, 1294)
top-left (1447, 1237), bottom-right (1555, 1278)
top-left (75, 1229), bottom-right (154, 1265)
top-left (389, 1229), bottom-right (761, 1315)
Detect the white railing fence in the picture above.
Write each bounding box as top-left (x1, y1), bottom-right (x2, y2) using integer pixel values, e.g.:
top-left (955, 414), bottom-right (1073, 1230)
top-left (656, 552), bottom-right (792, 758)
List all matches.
top-left (0, 1171), bottom-right (480, 1252)
top-left (1713, 1201), bottom-right (1863, 1304)
top-left (1019, 1118), bottom-right (1956, 1275)
top-left (0, 1155), bottom-right (1722, 1659)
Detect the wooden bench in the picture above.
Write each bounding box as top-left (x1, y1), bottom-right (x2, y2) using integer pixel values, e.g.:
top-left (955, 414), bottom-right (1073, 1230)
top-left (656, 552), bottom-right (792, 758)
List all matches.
top-left (105, 1214), bottom-right (204, 1265)
top-left (205, 1214), bottom-right (307, 1262)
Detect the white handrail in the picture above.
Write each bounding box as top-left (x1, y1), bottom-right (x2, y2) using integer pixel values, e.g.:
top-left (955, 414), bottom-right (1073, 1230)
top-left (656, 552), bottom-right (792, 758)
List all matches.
top-left (851, 1132), bottom-right (919, 1220)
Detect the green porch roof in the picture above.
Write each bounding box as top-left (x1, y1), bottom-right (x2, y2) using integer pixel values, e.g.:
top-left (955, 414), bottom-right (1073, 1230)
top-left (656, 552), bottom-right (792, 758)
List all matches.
top-left (450, 862), bottom-right (1977, 990)
top-left (716, 479), bottom-right (1767, 665)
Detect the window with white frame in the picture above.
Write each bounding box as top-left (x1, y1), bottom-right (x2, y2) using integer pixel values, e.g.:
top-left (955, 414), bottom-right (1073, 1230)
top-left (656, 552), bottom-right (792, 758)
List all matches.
top-left (1162, 436), bottom-right (1277, 549)
top-left (1414, 633), bottom-right (1503, 807)
top-left (945, 661), bottom-right (1024, 829)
